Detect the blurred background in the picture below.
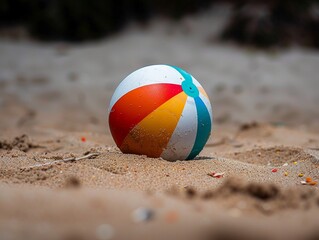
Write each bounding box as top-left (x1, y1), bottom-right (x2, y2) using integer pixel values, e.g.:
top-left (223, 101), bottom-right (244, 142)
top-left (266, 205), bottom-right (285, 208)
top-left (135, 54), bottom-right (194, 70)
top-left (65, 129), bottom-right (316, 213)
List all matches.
top-left (0, 0), bottom-right (319, 133)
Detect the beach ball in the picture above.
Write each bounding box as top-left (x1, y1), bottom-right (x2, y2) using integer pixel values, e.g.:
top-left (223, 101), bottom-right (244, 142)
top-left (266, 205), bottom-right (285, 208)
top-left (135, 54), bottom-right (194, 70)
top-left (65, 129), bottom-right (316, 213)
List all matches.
top-left (108, 65), bottom-right (212, 160)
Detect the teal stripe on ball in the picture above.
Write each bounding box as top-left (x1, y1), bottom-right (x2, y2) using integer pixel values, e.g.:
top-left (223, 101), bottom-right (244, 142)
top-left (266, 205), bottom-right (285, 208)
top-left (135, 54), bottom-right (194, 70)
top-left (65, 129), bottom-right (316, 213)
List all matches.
top-left (187, 97), bottom-right (211, 159)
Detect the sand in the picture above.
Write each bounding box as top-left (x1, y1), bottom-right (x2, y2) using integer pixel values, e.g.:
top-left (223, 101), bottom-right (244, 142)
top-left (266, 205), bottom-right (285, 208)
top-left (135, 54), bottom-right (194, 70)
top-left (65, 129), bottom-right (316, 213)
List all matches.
top-left (1, 8), bottom-right (319, 240)
top-left (1, 123), bottom-right (319, 240)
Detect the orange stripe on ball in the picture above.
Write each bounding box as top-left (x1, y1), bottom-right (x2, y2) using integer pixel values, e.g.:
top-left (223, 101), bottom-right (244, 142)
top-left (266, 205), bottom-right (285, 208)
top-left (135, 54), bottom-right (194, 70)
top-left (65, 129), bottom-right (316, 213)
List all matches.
top-left (109, 83), bottom-right (183, 147)
top-left (120, 92), bottom-right (187, 158)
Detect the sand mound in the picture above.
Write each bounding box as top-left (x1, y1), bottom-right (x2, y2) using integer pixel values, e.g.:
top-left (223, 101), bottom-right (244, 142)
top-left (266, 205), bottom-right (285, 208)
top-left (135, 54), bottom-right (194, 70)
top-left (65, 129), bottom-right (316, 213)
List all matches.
top-left (203, 177), bottom-right (319, 214)
top-left (229, 147), bottom-right (316, 166)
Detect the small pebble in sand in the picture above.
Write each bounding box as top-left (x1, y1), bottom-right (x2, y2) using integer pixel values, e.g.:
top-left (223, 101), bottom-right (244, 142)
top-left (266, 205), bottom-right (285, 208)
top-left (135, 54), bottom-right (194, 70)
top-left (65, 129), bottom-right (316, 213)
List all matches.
top-left (284, 172), bottom-right (288, 176)
top-left (132, 207), bottom-right (154, 223)
top-left (81, 137), bottom-right (86, 142)
top-left (293, 161), bottom-right (298, 165)
top-left (282, 163), bottom-right (288, 167)
top-left (300, 180), bottom-right (318, 186)
top-left (208, 172), bottom-right (225, 178)
top-left (96, 224), bottom-right (114, 240)
top-left (298, 173), bottom-right (304, 177)
top-left (301, 177), bottom-right (317, 186)
top-left (271, 168), bottom-right (278, 173)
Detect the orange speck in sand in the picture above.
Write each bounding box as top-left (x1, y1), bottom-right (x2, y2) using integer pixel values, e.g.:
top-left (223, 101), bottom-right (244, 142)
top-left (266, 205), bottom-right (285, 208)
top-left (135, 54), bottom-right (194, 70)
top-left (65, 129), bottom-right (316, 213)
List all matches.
top-left (306, 177), bottom-right (312, 183)
top-left (165, 211), bottom-right (179, 223)
top-left (81, 137), bottom-right (86, 142)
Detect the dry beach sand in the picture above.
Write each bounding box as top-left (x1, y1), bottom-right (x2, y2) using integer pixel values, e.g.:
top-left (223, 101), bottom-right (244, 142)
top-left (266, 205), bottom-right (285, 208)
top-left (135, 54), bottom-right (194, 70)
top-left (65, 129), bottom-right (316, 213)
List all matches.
top-left (1, 124), bottom-right (319, 240)
top-left (1, 8), bottom-right (319, 240)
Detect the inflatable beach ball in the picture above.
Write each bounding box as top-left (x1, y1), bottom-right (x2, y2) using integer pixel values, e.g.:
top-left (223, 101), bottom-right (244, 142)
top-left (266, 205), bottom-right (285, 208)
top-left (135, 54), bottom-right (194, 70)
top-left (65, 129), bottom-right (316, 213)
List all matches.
top-left (108, 65), bottom-right (212, 160)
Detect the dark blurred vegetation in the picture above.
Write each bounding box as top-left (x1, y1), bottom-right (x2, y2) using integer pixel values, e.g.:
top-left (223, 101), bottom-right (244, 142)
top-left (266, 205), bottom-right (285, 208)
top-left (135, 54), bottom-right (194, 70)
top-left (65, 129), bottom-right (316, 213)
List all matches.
top-left (0, 0), bottom-right (214, 41)
top-left (221, 0), bottom-right (319, 48)
top-left (0, 0), bottom-right (318, 48)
